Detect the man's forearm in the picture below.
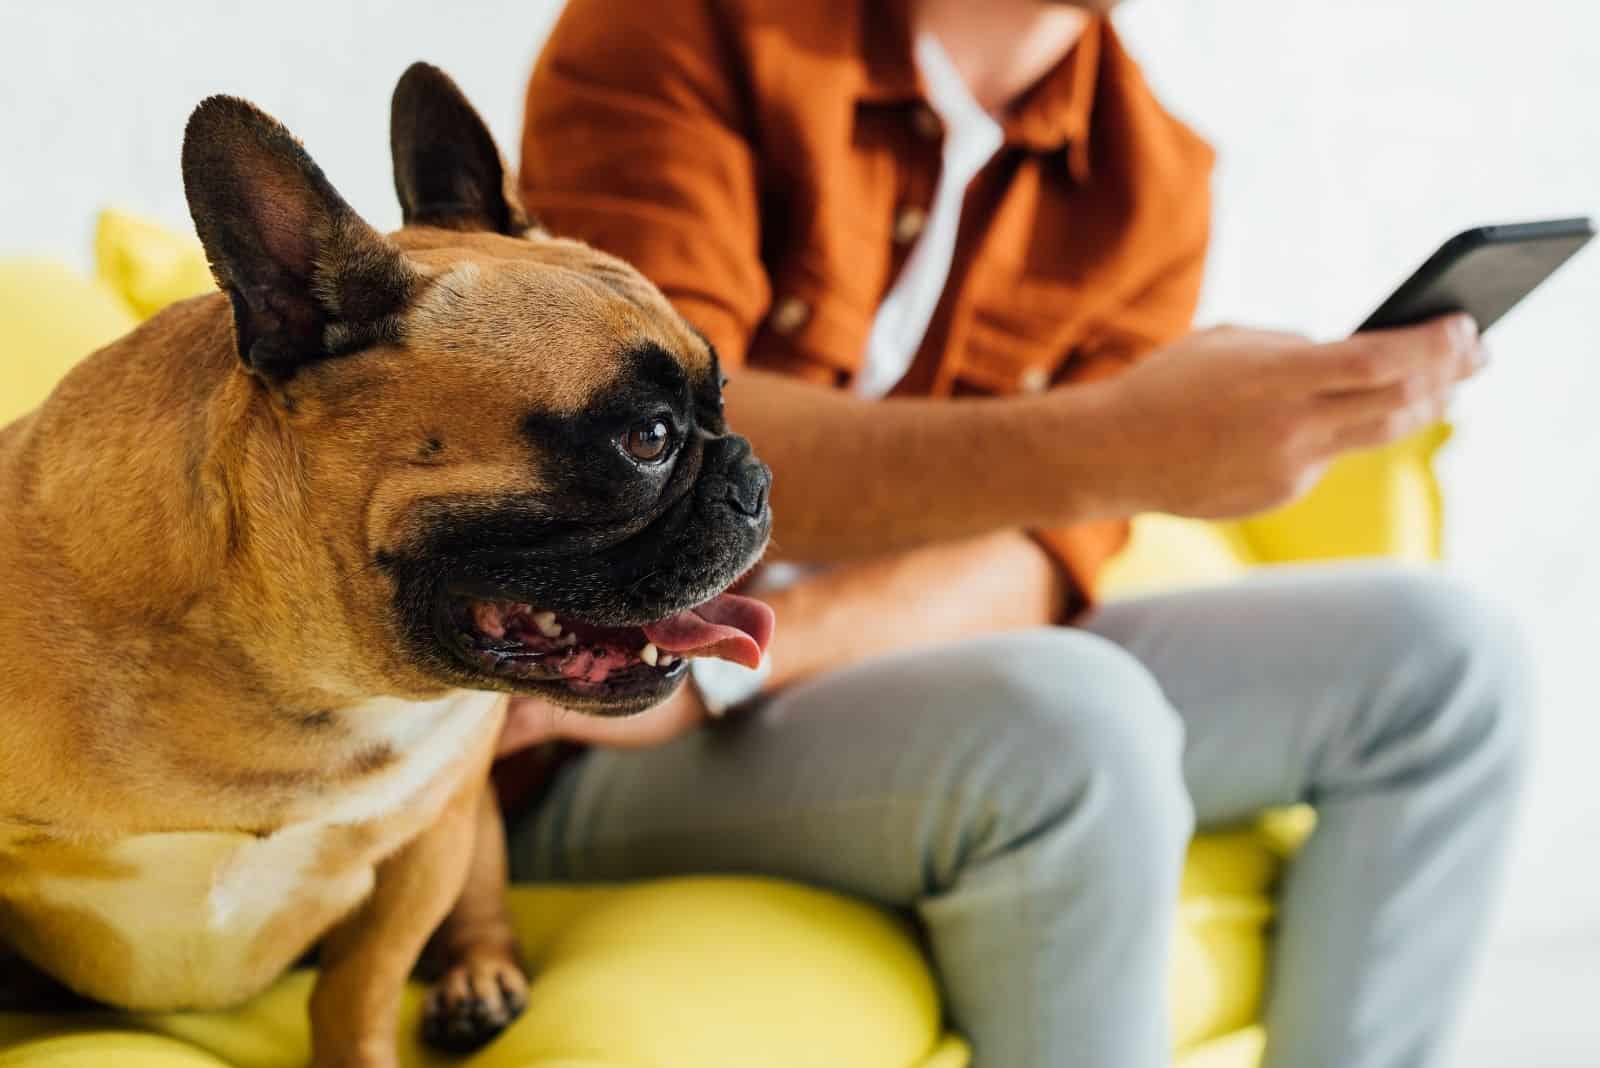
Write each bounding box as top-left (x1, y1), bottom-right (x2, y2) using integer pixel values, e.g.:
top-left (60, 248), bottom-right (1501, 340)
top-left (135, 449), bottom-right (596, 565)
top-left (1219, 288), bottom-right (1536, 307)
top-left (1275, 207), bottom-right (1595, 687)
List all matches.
top-left (759, 529), bottom-right (1065, 692)
top-left (726, 369), bottom-right (1126, 562)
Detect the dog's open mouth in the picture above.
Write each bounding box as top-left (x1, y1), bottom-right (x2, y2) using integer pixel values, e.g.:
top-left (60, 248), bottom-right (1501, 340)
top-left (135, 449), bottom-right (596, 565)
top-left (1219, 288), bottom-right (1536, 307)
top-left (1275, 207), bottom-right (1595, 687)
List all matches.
top-left (443, 591), bottom-right (775, 703)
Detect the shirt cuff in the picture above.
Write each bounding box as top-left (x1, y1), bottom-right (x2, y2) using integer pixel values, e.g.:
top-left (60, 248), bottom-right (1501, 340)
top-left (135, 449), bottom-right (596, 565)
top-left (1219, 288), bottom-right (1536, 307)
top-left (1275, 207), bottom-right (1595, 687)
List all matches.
top-left (1025, 519), bottom-right (1134, 623)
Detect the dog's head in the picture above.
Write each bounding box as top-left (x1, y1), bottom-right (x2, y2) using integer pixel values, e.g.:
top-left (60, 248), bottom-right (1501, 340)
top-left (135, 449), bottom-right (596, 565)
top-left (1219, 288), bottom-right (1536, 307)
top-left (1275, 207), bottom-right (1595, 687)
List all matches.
top-left (181, 64), bottom-right (771, 714)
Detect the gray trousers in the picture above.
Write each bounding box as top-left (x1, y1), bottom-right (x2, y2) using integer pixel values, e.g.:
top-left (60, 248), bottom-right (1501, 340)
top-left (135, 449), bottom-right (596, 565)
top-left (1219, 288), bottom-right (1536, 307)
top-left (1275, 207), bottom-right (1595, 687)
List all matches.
top-left (508, 565), bottom-right (1531, 1067)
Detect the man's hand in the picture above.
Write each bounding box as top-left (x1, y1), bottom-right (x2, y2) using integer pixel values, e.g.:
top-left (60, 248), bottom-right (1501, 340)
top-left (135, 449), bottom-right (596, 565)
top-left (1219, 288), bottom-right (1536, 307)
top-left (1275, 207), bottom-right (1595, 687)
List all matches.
top-left (498, 682), bottom-right (712, 756)
top-left (1090, 314), bottom-right (1486, 519)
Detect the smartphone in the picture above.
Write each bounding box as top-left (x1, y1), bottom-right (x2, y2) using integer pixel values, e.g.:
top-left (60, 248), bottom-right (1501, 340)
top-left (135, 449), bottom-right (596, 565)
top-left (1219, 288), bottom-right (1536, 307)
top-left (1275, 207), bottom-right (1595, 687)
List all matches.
top-left (1357, 217), bottom-right (1594, 334)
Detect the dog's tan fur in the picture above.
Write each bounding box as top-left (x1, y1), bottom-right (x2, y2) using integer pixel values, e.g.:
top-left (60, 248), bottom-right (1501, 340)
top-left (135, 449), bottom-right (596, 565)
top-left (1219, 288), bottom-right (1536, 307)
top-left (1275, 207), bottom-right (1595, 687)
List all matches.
top-left (0, 66), bottom-right (716, 1066)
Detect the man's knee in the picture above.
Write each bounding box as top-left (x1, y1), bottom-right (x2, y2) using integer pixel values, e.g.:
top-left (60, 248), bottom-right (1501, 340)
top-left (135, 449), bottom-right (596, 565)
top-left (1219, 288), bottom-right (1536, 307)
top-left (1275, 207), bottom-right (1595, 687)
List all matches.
top-left (1349, 570), bottom-right (1533, 786)
top-left (924, 629), bottom-right (1194, 889)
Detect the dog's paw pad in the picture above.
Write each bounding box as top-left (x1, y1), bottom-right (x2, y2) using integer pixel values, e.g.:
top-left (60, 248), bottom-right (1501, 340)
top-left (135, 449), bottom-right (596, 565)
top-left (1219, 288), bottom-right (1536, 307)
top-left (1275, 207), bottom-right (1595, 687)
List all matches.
top-left (420, 956), bottom-right (529, 1054)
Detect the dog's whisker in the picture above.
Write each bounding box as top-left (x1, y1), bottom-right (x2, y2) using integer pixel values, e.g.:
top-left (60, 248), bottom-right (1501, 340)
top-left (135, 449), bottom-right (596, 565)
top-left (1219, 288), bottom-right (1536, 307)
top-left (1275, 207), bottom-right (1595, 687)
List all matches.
top-left (335, 556), bottom-right (389, 588)
top-left (625, 568), bottom-right (662, 596)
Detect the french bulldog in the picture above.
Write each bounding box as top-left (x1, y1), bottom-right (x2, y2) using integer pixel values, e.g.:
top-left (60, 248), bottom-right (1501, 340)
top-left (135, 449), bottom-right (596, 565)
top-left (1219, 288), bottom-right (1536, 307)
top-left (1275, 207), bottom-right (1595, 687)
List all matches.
top-left (0, 63), bottom-right (773, 1067)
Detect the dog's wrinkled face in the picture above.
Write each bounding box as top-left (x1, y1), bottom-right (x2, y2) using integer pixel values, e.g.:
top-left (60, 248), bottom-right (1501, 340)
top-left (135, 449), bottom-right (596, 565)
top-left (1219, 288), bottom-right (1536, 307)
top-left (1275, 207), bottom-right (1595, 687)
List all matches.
top-left (365, 235), bottom-right (773, 714)
top-left (182, 65), bottom-right (771, 713)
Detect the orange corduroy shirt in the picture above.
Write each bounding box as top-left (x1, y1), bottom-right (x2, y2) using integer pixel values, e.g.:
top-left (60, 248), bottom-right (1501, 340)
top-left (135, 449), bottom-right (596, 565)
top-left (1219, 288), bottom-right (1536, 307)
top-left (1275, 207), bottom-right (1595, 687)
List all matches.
top-left (519, 0), bottom-right (1215, 612)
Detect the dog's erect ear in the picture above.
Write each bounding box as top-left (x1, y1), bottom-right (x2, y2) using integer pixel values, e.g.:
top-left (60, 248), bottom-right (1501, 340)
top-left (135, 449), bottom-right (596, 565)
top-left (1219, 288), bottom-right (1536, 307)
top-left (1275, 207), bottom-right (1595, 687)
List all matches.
top-left (390, 62), bottom-right (530, 234)
top-left (182, 96), bottom-right (421, 380)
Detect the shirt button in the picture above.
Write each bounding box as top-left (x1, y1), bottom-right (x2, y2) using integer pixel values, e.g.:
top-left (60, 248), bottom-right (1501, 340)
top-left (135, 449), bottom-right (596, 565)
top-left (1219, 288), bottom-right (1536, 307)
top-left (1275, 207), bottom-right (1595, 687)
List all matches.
top-left (769, 296), bottom-right (810, 335)
top-left (912, 104), bottom-right (942, 141)
top-left (1019, 366), bottom-right (1051, 394)
top-left (892, 205), bottom-right (928, 244)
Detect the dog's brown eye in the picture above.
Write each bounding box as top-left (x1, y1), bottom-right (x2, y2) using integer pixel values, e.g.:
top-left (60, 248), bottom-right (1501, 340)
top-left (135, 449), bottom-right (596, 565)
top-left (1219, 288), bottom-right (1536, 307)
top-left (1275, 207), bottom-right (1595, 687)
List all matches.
top-left (625, 419), bottom-right (672, 463)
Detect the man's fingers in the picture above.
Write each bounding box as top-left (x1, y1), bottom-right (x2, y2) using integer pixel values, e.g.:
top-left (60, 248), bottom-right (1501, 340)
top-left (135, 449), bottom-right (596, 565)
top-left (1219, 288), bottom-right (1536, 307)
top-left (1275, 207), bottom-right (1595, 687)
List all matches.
top-left (1309, 313), bottom-right (1484, 443)
top-left (1316, 368), bottom-right (1453, 425)
top-left (1320, 393), bottom-right (1449, 454)
top-left (1306, 314), bottom-right (1479, 392)
top-left (1457, 338), bottom-right (1491, 381)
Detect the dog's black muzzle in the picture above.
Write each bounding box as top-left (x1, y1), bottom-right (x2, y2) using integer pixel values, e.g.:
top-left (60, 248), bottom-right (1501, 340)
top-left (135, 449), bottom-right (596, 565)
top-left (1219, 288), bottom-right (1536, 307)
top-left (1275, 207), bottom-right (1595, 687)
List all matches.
top-left (436, 431), bottom-right (771, 628)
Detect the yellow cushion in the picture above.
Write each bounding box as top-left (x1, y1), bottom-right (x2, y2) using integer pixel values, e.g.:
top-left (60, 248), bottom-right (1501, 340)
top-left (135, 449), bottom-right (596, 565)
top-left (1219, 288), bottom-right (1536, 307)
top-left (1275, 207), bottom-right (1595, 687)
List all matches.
top-left (0, 1034), bottom-right (232, 1068)
top-left (0, 208), bottom-right (212, 430)
top-left (1175, 1027), bottom-right (1267, 1068)
top-left (1, 839), bottom-right (1299, 1067)
top-left (1101, 429), bottom-right (1448, 602)
top-left (0, 878), bottom-right (944, 1067)
top-left (1100, 514), bottom-right (1255, 599)
top-left (94, 209), bottom-right (215, 320)
top-left (1234, 428), bottom-right (1450, 563)
top-left (0, 259), bottom-right (137, 426)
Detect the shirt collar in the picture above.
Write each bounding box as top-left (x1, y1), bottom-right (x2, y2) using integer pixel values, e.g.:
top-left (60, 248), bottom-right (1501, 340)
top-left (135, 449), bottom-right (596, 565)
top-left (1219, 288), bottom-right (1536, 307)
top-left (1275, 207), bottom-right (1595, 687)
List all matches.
top-left (858, 0), bottom-right (1103, 181)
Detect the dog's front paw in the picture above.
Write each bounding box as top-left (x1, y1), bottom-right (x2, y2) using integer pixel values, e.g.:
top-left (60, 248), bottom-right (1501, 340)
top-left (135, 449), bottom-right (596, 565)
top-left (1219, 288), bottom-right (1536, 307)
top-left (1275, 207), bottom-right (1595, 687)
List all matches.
top-left (420, 950), bottom-right (529, 1053)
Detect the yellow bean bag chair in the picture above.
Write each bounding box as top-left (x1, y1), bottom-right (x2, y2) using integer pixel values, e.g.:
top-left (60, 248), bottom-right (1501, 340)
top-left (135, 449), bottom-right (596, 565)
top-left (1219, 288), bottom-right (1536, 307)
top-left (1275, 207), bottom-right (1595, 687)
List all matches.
top-left (0, 211), bottom-right (1444, 1068)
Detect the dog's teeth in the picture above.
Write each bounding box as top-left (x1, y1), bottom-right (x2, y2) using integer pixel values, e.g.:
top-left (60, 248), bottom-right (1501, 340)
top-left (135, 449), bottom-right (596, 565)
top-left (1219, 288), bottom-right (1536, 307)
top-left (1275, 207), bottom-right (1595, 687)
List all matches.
top-left (658, 653), bottom-right (677, 667)
top-left (532, 611), bottom-right (562, 638)
top-left (557, 632), bottom-right (578, 647)
top-left (639, 642), bottom-right (660, 667)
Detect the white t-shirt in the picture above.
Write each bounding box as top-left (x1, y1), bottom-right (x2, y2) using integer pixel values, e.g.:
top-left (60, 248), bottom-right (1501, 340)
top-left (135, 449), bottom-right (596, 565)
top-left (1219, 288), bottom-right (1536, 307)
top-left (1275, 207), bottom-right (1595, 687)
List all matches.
top-left (748, 32), bottom-right (1004, 600)
top-left (853, 31), bottom-right (1005, 399)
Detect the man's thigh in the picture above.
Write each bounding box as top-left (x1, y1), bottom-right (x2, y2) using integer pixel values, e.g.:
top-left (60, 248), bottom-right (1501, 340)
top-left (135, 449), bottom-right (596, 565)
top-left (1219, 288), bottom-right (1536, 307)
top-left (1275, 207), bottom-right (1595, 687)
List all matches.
top-left (508, 627), bottom-right (1182, 902)
top-left (512, 562), bottom-right (1489, 886)
top-left (1079, 561), bottom-right (1510, 825)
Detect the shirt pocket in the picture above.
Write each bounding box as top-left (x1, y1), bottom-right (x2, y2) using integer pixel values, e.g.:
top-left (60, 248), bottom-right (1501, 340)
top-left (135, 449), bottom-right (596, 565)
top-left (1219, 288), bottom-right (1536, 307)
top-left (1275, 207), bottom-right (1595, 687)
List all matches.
top-left (1073, 298), bottom-right (1188, 369)
top-left (958, 277), bottom-right (1093, 394)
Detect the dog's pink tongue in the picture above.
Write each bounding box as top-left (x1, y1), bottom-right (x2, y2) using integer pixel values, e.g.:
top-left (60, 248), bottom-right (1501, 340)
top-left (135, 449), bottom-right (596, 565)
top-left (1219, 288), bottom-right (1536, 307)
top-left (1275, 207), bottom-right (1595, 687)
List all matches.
top-left (642, 593), bottom-right (775, 669)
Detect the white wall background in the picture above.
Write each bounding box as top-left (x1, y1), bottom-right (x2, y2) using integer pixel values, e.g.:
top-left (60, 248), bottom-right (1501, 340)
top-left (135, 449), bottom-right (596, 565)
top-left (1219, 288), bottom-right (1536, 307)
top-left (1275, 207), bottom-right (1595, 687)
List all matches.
top-left (1117, 0), bottom-right (1600, 952)
top-left (3, 0), bottom-right (1597, 1051)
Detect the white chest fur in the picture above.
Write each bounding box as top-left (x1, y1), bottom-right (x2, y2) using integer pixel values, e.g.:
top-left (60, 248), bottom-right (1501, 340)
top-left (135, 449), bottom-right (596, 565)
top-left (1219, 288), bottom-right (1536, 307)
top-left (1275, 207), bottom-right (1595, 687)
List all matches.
top-left (205, 690), bottom-right (497, 928)
top-left (291, 689), bottom-right (499, 826)
top-left (6, 689), bottom-right (503, 1011)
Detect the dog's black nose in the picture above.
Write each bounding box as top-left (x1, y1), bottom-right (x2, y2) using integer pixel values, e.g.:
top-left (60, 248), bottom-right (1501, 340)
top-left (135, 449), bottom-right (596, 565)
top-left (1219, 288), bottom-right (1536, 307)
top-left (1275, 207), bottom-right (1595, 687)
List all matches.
top-left (724, 475), bottom-right (768, 519)
top-left (708, 433), bottom-right (771, 520)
